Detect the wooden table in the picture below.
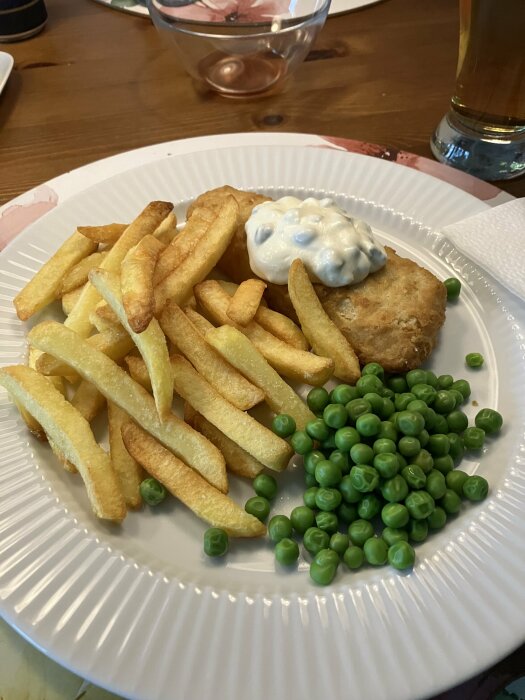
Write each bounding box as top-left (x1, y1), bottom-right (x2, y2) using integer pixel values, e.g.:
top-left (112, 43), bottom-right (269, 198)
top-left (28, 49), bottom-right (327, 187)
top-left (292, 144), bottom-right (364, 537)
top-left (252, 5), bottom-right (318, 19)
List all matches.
top-left (0, 1), bottom-right (524, 698)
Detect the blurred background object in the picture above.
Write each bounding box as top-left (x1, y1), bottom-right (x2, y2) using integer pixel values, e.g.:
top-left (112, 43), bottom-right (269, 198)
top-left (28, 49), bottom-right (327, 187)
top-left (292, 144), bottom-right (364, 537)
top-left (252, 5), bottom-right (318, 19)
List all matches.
top-left (0, 0), bottom-right (47, 42)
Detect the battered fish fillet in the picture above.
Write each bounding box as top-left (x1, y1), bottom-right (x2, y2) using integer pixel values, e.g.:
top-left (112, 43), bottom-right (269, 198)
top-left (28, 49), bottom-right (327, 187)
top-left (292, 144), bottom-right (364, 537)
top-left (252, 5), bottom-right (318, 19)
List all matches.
top-left (188, 186), bottom-right (447, 373)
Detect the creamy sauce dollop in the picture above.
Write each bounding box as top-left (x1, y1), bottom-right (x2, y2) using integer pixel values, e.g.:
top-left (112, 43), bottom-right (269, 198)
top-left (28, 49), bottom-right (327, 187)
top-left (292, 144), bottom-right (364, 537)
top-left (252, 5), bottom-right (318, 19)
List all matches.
top-left (245, 196), bottom-right (387, 287)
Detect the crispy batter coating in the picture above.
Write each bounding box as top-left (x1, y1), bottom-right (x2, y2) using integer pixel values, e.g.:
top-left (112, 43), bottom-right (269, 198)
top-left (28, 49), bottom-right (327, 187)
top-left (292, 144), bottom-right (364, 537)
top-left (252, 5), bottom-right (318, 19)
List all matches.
top-left (189, 186), bottom-right (447, 372)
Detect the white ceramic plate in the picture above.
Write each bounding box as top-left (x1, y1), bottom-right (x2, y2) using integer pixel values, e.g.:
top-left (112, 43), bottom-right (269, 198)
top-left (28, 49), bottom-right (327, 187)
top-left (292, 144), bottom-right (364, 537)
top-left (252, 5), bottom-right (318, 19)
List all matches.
top-left (0, 52), bottom-right (14, 96)
top-left (0, 143), bottom-right (524, 700)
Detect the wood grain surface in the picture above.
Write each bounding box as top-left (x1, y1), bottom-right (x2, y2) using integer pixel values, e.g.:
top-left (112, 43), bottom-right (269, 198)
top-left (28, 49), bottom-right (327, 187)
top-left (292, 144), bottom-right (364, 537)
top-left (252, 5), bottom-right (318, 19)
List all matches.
top-left (0, 0), bottom-right (523, 207)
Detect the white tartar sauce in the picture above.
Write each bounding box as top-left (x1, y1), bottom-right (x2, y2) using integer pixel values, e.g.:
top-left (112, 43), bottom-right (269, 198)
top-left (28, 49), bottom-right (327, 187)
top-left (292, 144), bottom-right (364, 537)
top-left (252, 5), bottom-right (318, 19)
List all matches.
top-left (245, 196), bottom-right (387, 287)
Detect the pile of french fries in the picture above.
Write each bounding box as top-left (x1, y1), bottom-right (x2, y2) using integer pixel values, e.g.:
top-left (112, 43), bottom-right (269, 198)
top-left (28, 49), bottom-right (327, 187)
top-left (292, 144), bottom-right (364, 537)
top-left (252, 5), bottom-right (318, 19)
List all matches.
top-left (0, 192), bottom-right (361, 538)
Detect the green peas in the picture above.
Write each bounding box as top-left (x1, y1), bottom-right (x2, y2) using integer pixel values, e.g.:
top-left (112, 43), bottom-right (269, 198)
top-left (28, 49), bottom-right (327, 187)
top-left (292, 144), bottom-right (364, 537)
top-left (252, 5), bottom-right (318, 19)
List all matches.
top-left (475, 408), bottom-right (503, 435)
top-left (337, 502), bottom-right (358, 524)
top-left (388, 541), bottom-right (415, 570)
top-left (411, 449), bottom-right (434, 473)
top-left (350, 443), bottom-right (375, 465)
top-left (350, 465), bottom-right (380, 493)
top-left (346, 398), bottom-right (372, 422)
top-left (422, 408), bottom-right (438, 431)
top-left (446, 410), bottom-right (469, 433)
top-left (446, 470), bottom-right (469, 497)
top-left (373, 452), bottom-right (400, 478)
top-left (444, 277), bottom-right (461, 301)
top-left (405, 491), bottom-right (435, 520)
top-left (373, 438), bottom-right (397, 455)
top-left (439, 489), bottom-right (462, 515)
top-left (310, 549), bottom-right (339, 585)
top-left (362, 392), bottom-right (385, 414)
top-left (398, 436), bottom-right (421, 458)
top-left (330, 384), bottom-right (359, 405)
top-left (330, 532), bottom-right (350, 556)
top-left (275, 538), bottom-right (299, 566)
top-left (290, 505), bottom-right (315, 534)
top-left (357, 494), bottom-right (382, 520)
top-left (381, 475), bottom-right (409, 503)
top-left (348, 519), bottom-right (374, 547)
top-left (203, 528), bottom-right (229, 557)
top-left (407, 399), bottom-right (432, 421)
top-left (253, 473), bottom-right (277, 500)
top-left (316, 511), bottom-right (339, 534)
top-left (304, 450), bottom-right (325, 475)
top-left (290, 431), bottom-right (314, 455)
top-left (395, 393), bottom-right (417, 411)
top-left (425, 371), bottom-right (438, 388)
top-left (363, 537), bottom-right (388, 566)
top-left (339, 475), bottom-right (362, 504)
top-left (356, 413), bottom-right (382, 437)
top-left (305, 473), bottom-right (317, 488)
top-left (466, 352), bottom-right (484, 368)
top-left (381, 502), bottom-right (410, 528)
top-left (395, 452), bottom-right (407, 469)
top-left (377, 421), bottom-right (398, 442)
top-left (268, 515), bottom-right (293, 543)
top-left (303, 527), bottom-right (330, 555)
top-left (432, 414), bottom-right (449, 434)
top-left (427, 506), bottom-right (447, 530)
top-left (463, 427), bottom-right (485, 450)
top-left (401, 464), bottom-right (427, 490)
top-left (425, 469), bottom-right (447, 500)
top-left (406, 369), bottom-right (428, 388)
top-left (305, 418), bottom-right (330, 441)
top-left (307, 387), bottom-right (330, 413)
top-left (408, 518), bottom-right (428, 542)
top-left (303, 487), bottom-right (319, 509)
top-left (379, 397), bottom-right (396, 419)
top-left (382, 527), bottom-right (409, 546)
top-left (323, 403), bottom-right (348, 429)
top-left (329, 450), bottom-right (350, 474)
top-left (418, 429), bottom-right (430, 448)
top-left (433, 454), bottom-right (454, 474)
top-left (361, 362), bottom-right (385, 380)
top-left (334, 426), bottom-right (360, 452)
top-left (381, 387), bottom-right (395, 401)
top-left (321, 433), bottom-right (337, 451)
top-left (315, 459), bottom-right (342, 487)
top-left (315, 487), bottom-right (342, 512)
top-left (451, 379), bottom-right (471, 401)
top-left (140, 477), bottom-right (167, 506)
top-left (433, 391), bottom-right (456, 415)
top-left (245, 496), bottom-right (270, 522)
top-left (387, 375), bottom-right (408, 393)
top-left (428, 434), bottom-right (450, 457)
top-left (356, 374), bottom-right (383, 396)
top-left (397, 410), bottom-right (425, 436)
top-left (449, 389), bottom-right (466, 408)
top-left (271, 413), bottom-right (296, 438)
top-left (343, 545), bottom-right (364, 570)
top-left (462, 475), bottom-right (489, 501)
top-left (437, 374), bottom-right (454, 390)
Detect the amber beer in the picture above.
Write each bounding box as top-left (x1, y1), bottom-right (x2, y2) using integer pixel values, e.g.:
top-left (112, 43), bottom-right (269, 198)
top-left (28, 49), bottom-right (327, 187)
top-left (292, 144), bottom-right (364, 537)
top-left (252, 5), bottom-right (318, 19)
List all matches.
top-left (451, 0), bottom-right (525, 134)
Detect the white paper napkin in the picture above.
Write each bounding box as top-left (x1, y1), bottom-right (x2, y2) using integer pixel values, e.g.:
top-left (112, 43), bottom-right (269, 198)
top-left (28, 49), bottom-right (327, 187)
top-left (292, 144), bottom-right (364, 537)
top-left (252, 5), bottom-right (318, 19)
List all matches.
top-left (441, 198), bottom-right (525, 302)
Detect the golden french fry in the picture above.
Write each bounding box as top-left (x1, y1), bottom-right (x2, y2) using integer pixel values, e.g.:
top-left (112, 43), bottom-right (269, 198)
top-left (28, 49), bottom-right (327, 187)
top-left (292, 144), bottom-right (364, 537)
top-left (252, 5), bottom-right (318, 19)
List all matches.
top-left (206, 325), bottom-right (316, 430)
top-left (89, 309), bottom-right (122, 333)
top-left (185, 404), bottom-right (263, 479)
top-left (13, 231), bottom-right (98, 321)
top-left (89, 268), bottom-right (173, 421)
top-left (184, 308), bottom-right (216, 335)
top-left (154, 197), bottom-right (238, 312)
top-left (71, 380), bottom-right (106, 422)
top-left (94, 299), bottom-right (120, 324)
top-left (0, 365), bottom-right (126, 522)
top-left (108, 402), bottom-right (143, 509)
top-left (29, 321), bottom-right (227, 492)
top-left (152, 211), bottom-right (178, 245)
top-left (122, 421), bottom-right (265, 537)
top-left (171, 354), bottom-right (292, 472)
top-left (60, 251), bottom-right (107, 296)
top-left (288, 259), bottom-right (361, 384)
top-left (66, 201), bottom-right (173, 338)
top-left (121, 235), bottom-right (165, 333)
top-left (159, 301), bottom-right (264, 411)
top-left (62, 284), bottom-right (87, 316)
top-left (124, 354), bottom-right (152, 391)
top-left (77, 223), bottom-right (128, 245)
top-left (194, 280), bottom-right (334, 386)
top-left (226, 279), bottom-right (267, 326)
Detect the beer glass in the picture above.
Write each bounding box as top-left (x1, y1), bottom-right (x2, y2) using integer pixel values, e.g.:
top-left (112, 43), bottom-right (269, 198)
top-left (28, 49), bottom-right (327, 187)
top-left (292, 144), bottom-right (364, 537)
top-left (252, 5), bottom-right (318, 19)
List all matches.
top-left (431, 0), bottom-right (525, 181)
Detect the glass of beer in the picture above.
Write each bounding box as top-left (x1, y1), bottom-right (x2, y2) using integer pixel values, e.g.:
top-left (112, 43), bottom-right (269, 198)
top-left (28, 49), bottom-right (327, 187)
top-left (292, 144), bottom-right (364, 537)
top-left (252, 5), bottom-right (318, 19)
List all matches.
top-left (431, 0), bottom-right (525, 181)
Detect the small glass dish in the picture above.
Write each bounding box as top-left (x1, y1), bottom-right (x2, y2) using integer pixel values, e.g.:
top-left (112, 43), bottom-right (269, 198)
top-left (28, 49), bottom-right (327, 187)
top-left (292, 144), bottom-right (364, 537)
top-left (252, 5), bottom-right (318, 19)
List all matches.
top-left (147, 0), bottom-right (331, 97)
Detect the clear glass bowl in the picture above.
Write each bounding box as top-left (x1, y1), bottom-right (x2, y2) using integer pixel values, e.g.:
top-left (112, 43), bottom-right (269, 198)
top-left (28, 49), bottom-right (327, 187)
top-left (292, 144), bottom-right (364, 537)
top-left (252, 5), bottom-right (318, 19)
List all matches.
top-left (147, 0), bottom-right (331, 97)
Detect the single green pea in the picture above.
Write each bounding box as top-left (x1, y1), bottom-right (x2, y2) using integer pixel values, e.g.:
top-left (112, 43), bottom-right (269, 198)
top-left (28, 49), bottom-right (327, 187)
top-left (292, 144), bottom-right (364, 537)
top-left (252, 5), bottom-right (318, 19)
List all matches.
top-left (446, 410), bottom-right (469, 433)
top-left (462, 475), bottom-right (489, 501)
top-left (350, 442), bottom-right (375, 465)
top-left (290, 430), bottom-right (314, 455)
top-left (381, 502), bottom-right (410, 528)
top-left (379, 397), bottom-right (396, 419)
top-left (388, 541), bottom-right (415, 570)
top-left (315, 510), bottom-right (339, 534)
top-left (362, 392), bottom-right (385, 414)
top-left (356, 374), bottom-right (383, 396)
top-left (425, 469), bottom-right (447, 500)
top-left (431, 414), bottom-right (449, 435)
top-left (408, 518), bottom-right (428, 542)
top-left (437, 374), bottom-right (454, 390)
top-left (439, 488), bottom-right (462, 515)
top-left (330, 384), bottom-right (359, 405)
top-left (387, 375), bottom-right (408, 393)
top-left (475, 408), bottom-right (503, 435)
top-left (275, 538), bottom-right (299, 566)
top-left (339, 475), bottom-right (362, 504)
top-left (303, 486), bottom-right (319, 509)
top-left (307, 387), bottom-right (330, 413)
top-left (381, 387), bottom-right (395, 400)
top-left (444, 277), bottom-right (461, 301)
top-left (245, 496), bottom-right (270, 522)
top-left (343, 545), bottom-right (364, 570)
top-left (203, 527), bottom-right (229, 557)
top-left (334, 426), bottom-right (360, 452)
top-left (329, 449), bottom-right (351, 474)
top-left (449, 389), bottom-right (466, 408)
top-left (422, 407), bottom-right (438, 431)
top-left (401, 464), bottom-right (427, 490)
top-left (253, 473), bottom-right (278, 500)
top-left (305, 472), bottom-right (317, 488)
top-left (303, 527), bottom-right (330, 555)
top-left (411, 448), bottom-right (434, 473)
top-left (445, 470), bottom-right (469, 497)
top-left (363, 537), bottom-right (388, 566)
top-left (418, 429), bottom-right (430, 448)
top-left (290, 505), bottom-right (315, 534)
top-left (427, 433), bottom-right (450, 457)
top-left (398, 436), bottom-right (421, 458)
top-left (406, 399), bottom-right (432, 422)
top-left (348, 519), bottom-right (375, 547)
top-left (425, 371), bottom-right (439, 388)
top-left (350, 464), bottom-right (380, 493)
top-left (427, 506), bottom-right (447, 530)
top-left (315, 487), bottom-right (342, 512)
top-left (373, 452), bottom-right (400, 478)
top-left (330, 532), bottom-right (350, 556)
top-left (395, 392), bottom-right (417, 411)
top-left (356, 413), bottom-right (382, 437)
top-left (466, 352), bottom-right (484, 369)
top-left (433, 454), bottom-right (455, 474)
top-left (451, 379), bottom-right (471, 401)
top-left (433, 390), bottom-right (456, 415)
top-left (346, 398), bottom-right (372, 422)
top-left (406, 369), bottom-right (428, 388)
top-left (321, 433), bottom-right (337, 451)
top-left (336, 502), bottom-right (358, 524)
top-left (323, 403), bottom-right (348, 429)
top-left (395, 452), bottom-right (408, 469)
top-left (382, 527), bottom-right (409, 547)
top-left (405, 490), bottom-right (435, 520)
top-left (381, 475), bottom-right (409, 503)
top-left (315, 459), bottom-right (342, 488)
top-left (463, 426), bottom-right (485, 450)
top-left (271, 413), bottom-right (296, 438)
top-left (397, 410), bottom-right (425, 437)
top-left (304, 450), bottom-right (325, 475)
top-left (140, 477), bottom-right (167, 506)
top-left (305, 418), bottom-right (330, 441)
top-left (373, 438), bottom-right (398, 455)
top-left (357, 493), bottom-right (382, 520)
top-left (377, 421), bottom-right (398, 442)
top-left (268, 515), bottom-right (293, 543)
top-left (361, 362), bottom-right (385, 380)
top-left (310, 549), bottom-right (339, 585)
